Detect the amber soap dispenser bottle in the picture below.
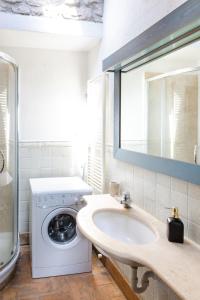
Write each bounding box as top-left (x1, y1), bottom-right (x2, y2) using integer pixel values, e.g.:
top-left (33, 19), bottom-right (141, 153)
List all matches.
top-left (167, 207), bottom-right (184, 243)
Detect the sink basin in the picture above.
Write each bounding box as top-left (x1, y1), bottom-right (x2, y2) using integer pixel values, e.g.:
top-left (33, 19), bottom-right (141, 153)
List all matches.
top-left (93, 209), bottom-right (157, 245)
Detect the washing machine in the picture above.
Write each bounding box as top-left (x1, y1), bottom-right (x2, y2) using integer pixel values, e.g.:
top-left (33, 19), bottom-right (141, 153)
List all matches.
top-left (29, 176), bottom-right (93, 278)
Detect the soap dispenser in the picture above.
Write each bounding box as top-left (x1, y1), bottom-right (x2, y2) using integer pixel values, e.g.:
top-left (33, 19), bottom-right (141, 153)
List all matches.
top-left (167, 207), bottom-right (184, 243)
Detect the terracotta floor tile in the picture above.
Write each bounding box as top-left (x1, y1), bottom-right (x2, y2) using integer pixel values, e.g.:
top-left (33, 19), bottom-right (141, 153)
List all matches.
top-left (0, 246), bottom-right (127, 300)
top-left (97, 282), bottom-right (124, 298)
top-left (38, 293), bottom-right (72, 300)
top-left (0, 288), bottom-right (18, 300)
top-left (112, 297), bottom-right (128, 300)
top-left (19, 296), bottom-right (39, 300)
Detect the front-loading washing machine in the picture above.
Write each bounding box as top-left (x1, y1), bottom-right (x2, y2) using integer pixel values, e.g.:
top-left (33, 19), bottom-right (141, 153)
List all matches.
top-left (29, 176), bottom-right (92, 278)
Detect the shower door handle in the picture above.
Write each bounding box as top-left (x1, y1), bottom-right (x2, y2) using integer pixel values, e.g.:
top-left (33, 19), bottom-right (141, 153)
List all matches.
top-left (0, 150), bottom-right (5, 173)
top-left (194, 145), bottom-right (200, 165)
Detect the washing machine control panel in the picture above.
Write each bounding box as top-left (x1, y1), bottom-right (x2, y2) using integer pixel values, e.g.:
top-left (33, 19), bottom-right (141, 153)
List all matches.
top-left (36, 193), bottom-right (84, 208)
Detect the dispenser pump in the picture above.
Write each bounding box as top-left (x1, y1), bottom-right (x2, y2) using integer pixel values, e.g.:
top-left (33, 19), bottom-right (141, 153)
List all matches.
top-left (171, 207), bottom-right (179, 218)
top-left (167, 207), bottom-right (184, 243)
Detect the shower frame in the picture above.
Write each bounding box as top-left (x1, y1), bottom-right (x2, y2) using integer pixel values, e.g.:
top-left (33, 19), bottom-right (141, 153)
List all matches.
top-left (0, 51), bottom-right (19, 289)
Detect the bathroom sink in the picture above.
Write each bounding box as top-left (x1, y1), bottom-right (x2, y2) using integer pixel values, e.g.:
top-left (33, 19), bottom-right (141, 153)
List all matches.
top-left (93, 209), bottom-right (157, 245)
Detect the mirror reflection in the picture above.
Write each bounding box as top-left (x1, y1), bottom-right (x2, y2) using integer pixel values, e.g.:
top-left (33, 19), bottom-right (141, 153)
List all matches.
top-left (121, 40), bottom-right (200, 164)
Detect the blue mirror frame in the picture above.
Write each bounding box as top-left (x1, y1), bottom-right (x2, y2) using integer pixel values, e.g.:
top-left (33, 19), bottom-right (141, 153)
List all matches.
top-left (103, 0), bottom-right (200, 185)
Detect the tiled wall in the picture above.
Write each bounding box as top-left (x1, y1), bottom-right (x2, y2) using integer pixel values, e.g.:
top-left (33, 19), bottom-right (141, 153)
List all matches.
top-left (106, 146), bottom-right (200, 300)
top-left (104, 146), bottom-right (200, 300)
top-left (104, 76), bottom-right (200, 300)
top-left (104, 145), bottom-right (200, 245)
top-left (19, 141), bottom-right (82, 233)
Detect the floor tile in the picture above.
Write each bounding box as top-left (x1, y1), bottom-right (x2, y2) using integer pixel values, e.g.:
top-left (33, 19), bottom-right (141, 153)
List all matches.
top-left (0, 246), bottom-right (126, 300)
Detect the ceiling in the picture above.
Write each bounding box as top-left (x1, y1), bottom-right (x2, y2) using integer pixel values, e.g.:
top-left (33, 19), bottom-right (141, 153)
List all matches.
top-left (0, 12), bottom-right (102, 51)
top-left (0, 28), bottom-right (101, 51)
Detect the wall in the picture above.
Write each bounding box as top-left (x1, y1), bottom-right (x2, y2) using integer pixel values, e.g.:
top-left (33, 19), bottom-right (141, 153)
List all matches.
top-left (0, 47), bottom-right (88, 232)
top-left (88, 1), bottom-right (200, 300)
top-left (88, 0), bottom-right (188, 77)
top-left (0, 0), bottom-right (104, 23)
top-left (0, 47), bottom-right (88, 142)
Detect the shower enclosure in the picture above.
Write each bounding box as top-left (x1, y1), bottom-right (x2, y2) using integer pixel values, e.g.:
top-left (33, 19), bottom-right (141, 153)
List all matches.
top-left (0, 52), bottom-right (19, 288)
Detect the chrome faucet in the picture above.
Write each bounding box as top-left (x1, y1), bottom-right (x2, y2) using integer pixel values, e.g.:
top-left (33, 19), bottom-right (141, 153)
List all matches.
top-left (120, 192), bottom-right (131, 208)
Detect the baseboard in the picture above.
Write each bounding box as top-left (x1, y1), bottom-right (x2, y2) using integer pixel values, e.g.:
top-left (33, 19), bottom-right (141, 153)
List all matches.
top-left (19, 233), bottom-right (29, 245)
top-left (94, 248), bottom-right (139, 300)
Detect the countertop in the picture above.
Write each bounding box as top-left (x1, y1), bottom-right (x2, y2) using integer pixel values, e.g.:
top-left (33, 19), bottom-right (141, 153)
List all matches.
top-left (77, 194), bottom-right (200, 300)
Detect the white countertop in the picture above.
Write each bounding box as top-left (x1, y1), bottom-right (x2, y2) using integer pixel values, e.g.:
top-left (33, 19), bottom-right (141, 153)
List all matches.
top-left (77, 194), bottom-right (200, 300)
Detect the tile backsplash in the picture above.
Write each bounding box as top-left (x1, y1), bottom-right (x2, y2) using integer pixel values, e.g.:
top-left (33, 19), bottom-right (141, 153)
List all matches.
top-left (19, 141), bottom-right (82, 233)
top-left (105, 145), bottom-right (200, 245)
top-left (104, 144), bottom-right (200, 300)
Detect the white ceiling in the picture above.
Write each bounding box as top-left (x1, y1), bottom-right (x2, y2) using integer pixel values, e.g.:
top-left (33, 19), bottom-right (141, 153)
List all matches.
top-left (0, 12), bottom-right (102, 51)
top-left (0, 28), bottom-right (101, 51)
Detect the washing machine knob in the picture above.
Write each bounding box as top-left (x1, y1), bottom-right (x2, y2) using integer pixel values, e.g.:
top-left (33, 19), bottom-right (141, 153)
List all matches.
top-left (78, 197), bottom-right (86, 206)
top-left (74, 196), bottom-right (79, 205)
top-left (80, 197), bottom-right (85, 204)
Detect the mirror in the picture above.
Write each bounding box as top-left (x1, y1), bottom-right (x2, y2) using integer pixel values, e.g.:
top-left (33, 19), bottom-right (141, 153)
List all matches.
top-left (121, 40), bottom-right (200, 165)
top-left (102, 1), bottom-right (200, 184)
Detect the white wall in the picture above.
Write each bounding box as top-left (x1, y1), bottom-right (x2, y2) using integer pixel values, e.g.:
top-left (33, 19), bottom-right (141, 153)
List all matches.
top-left (0, 47), bottom-right (88, 232)
top-left (0, 47), bottom-right (88, 142)
top-left (88, 0), bottom-right (188, 78)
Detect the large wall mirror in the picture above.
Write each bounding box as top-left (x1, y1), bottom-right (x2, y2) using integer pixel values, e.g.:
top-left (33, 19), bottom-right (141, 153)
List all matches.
top-left (121, 41), bottom-right (200, 164)
top-left (103, 0), bottom-right (200, 184)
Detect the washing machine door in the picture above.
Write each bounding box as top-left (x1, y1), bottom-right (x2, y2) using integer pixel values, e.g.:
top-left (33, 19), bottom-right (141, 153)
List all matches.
top-left (42, 207), bottom-right (81, 250)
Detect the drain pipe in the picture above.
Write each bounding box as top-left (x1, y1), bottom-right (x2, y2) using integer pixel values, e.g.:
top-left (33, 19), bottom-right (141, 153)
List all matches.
top-left (131, 266), bottom-right (155, 294)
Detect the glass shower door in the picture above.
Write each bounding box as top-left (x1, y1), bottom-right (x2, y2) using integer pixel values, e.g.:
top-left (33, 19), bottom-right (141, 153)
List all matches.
top-left (0, 56), bottom-right (18, 272)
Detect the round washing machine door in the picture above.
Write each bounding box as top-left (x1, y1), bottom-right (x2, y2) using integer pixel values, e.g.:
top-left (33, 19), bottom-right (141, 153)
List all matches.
top-left (42, 207), bottom-right (82, 250)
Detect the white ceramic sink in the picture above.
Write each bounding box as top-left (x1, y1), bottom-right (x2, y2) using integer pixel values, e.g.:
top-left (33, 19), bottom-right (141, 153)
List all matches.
top-left (93, 209), bottom-right (157, 245)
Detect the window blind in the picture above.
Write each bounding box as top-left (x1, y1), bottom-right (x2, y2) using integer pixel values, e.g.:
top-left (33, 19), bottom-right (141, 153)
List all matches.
top-left (86, 74), bottom-right (107, 194)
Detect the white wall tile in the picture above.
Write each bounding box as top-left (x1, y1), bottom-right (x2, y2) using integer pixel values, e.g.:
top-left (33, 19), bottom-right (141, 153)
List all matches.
top-left (19, 146), bottom-right (31, 159)
top-left (133, 177), bottom-right (144, 208)
top-left (39, 168), bottom-right (52, 178)
top-left (144, 180), bottom-right (156, 215)
top-left (40, 157), bottom-right (51, 169)
top-left (144, 169), bottom-right (156, 184)
top-left (134, 166), bottom-right (144, 179)
top-left (19, 221), bottom-right (29, 233)
top-left (188, 195), bottom-right (200, 225)
top-left (19, 190), bottom-right (30, 202)
top-left (154, 280), bottom-right (168, 300)
top-left (168, 289), bottom-right (182, 300)
top-left (188, 183), bottom-right (200, 199)
top-left (156, 173), bottom-right (171, 189)
top-left (171, 177), bottom-right (188, 194)
top-left (188, 221), bottom-right (200, 244)
top-left (181, 217), bottom-right (188, 237)
top-left (171, 191), bottom-right (188, 219)
top-left (40, 146), bottom-right (51, 157)
top-left (18, 142), bottom-right (81, 233)
top-left (19, 210), bottom-right (29, 223)
top-left (155, 185), bottom-right (171, 222)
top-left (19, 201), bottom-right (29, 213)
top-left (105, 147), bottom-right (199, 300)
